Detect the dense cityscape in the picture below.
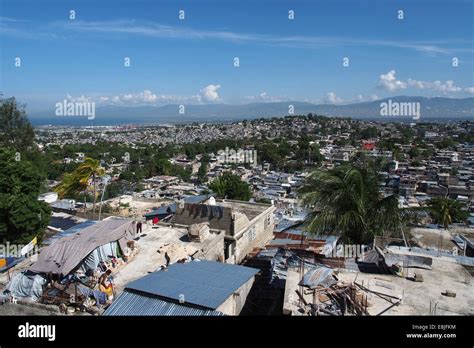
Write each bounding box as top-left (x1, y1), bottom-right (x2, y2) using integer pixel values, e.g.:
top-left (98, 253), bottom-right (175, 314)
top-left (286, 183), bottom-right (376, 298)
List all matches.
top-left (1, 0), bottom-right (473, 345)
top-left (1, 99), bottom-right (473, 318)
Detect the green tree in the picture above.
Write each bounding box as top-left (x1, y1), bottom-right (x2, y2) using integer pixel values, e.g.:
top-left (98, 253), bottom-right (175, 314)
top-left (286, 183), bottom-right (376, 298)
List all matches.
top-left (209, 172), bottom-right (252, 201)
top-left (75, 158), bottom-right (105, 219)
top-left (0, 149), bottom-right (51, 243)
top-left (0, 98), bottom-right (35, 152)
top-left (55, 158), bottom-right (105, 219)
top-left (300, 165), bottom-right (405, 244)
top-left (197, 161), bottom-right (208, 184)
top-left (427, 198), bottom-right (469, 228)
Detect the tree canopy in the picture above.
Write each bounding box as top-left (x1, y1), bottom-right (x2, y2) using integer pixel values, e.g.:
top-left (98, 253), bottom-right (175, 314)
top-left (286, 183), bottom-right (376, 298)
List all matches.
top-left (300, 165), bottom-right (405, 244)
top-left (0, 149), bottom-right (51, 243)
top-left (0, 98), bottom-right (35, 152)
top-left (209, 172), bottom-right (252, 201)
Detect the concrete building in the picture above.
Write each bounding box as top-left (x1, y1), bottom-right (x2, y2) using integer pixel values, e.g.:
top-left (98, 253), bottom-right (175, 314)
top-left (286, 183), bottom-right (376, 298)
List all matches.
top-left (174, 198), bottom-right (275, 264)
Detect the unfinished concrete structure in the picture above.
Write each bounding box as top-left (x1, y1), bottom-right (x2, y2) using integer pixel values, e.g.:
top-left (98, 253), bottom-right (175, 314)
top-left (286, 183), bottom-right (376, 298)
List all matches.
top-left (112, 224), bottom-right (225, 293)
top-left (174, 198), bottom-right (275, 264)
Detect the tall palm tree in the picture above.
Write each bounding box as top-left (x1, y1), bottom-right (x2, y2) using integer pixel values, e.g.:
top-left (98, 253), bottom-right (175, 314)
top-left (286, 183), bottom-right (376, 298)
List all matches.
top-left (55, 172), bottom-right (88, 216)
top-left (299, 165), bottom-right (405, 244)
top-left (55, 158), bottom-right (105, 220)
top-left (75, 158), bottom-right (105, 220)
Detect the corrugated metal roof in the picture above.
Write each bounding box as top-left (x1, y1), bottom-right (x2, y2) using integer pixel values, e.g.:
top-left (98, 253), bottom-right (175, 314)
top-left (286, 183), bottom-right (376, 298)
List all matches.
top-left (44, 220), bottom-right (96, 245)
top-left (103, 290), bottom-right (226, 316)
top-left (274, 219), bottom-right (302, 232)
top-left (268, 238), bottom-right (302, 245)
top-left (300, 266), bottom-right (336, 289)
top-left (125, 260), bottom-right (258, 309)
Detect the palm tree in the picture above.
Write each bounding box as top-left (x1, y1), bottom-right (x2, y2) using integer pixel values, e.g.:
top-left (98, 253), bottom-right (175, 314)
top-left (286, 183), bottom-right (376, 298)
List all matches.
top-left (426, 197), bottom-right (464, 255)
top-left (55, 172), bottom-right (88, 216)
top-left (75, 158), bottom-right (105, 220)
top-left (426, 197), bottom-right (468, 229)
top-left (299, 165), bottom-right (405, 244)
top-left (55, 172), bottom-right (82, 199)
top-left (54, 158), bottom-right (105, 220)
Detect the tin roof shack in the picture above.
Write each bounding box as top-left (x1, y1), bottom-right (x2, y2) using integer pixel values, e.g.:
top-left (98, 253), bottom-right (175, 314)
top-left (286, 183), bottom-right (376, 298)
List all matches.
top-left (104, 260), bottom-right (258, 316)
top-left (174, 199), bottom-right (275, 264)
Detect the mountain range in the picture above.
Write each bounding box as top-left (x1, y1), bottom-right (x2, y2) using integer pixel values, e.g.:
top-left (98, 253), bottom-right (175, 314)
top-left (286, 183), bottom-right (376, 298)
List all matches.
top-left (29, 96), bottom-right (474, 126)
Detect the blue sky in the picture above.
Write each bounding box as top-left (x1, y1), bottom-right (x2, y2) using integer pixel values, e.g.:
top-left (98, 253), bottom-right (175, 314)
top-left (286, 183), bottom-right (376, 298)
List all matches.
top-left (1, 0), bottom-right (473, 113)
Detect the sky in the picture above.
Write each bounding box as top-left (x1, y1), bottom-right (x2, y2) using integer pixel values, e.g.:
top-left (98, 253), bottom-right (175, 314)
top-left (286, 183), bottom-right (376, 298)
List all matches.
top-left (1, 0), bottom-right (473, 113)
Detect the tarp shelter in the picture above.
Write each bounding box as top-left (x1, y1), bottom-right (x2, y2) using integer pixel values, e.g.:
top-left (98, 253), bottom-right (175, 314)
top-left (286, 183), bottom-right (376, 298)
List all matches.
top-left (5, 270), bottom-right (47, 301)
top-left (29, 218), bottom-right (135, 276)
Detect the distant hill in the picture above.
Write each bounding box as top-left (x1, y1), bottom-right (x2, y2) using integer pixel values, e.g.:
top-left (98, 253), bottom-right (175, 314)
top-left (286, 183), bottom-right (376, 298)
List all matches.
top-left (29, 96), bottom-right (474, 126)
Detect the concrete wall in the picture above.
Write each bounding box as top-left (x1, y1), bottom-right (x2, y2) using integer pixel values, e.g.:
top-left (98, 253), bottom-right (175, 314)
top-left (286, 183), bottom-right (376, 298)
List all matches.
top-left (216, 276), bottom-right (255, 315)
top-left (194, 229), bottom-right (225, 261)
top-left (175, 203), bottom-right (234, 235)
top-left (231, 208), bottom-right (274, 263)
top-left (175, 201), bottom-right (275, 264)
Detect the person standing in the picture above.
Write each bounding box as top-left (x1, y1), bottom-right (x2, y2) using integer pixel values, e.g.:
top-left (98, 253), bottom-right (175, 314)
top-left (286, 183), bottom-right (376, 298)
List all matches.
top-left (136, 221), bottom-right (142, 234)
top-left (165, 252), bottom-right (170, 267)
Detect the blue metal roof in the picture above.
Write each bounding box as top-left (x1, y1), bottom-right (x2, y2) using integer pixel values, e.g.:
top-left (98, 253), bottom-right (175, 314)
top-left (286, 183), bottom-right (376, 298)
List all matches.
top-left (44, 220), bottom-right (96, 245)
top-left (103, 290), bottom-right (226, 316)
top-left (125, 260), bottom-right (258, 309)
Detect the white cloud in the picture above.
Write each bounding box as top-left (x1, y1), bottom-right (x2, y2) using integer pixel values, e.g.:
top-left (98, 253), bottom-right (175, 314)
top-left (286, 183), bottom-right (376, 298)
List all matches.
top-left (407, 79), bottom-right (462, 93)
top-left (245, 92), bottom-right (288, 102)
top-left (377, 70), bottom-right (471, 95)
top-left (66, 94), bottom-right (92, 103)
top-left (355, 94), bottom-right (380, 102)
top-left (464, 87), bottom-right (474, 94)
top-left (66, 89), bottom-right (201, 105)
top-left (378, 70), bottom-right (407, 91)
top-left (325, 92), bottom-right (344, 104)
top-left (200, 84), bottom-right (221, 102)
top-left (64, 87), bottom-right (218, 106)
top-left (142, 89), bottom-right (158, 102)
